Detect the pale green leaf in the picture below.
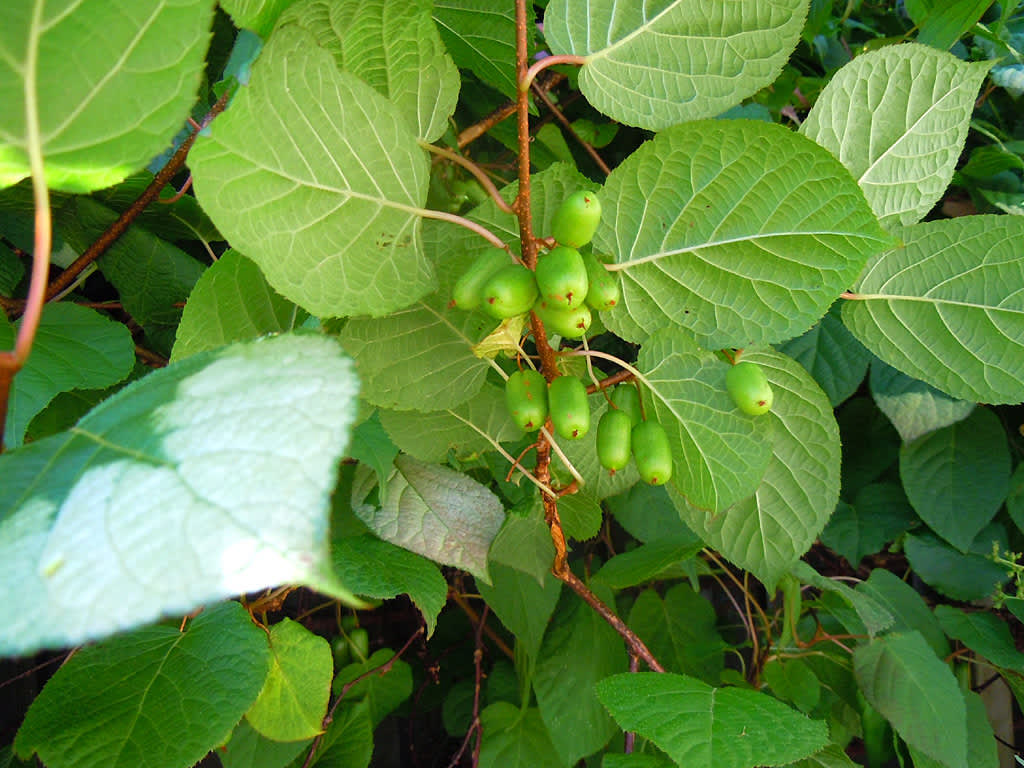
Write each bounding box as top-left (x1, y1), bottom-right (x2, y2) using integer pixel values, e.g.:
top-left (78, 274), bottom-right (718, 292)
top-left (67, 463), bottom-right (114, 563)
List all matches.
top-left (596, 672), bottom-right (829, 768)
top-left (433, 0), bottom-right (521, 99)
top-left (0, 0), bottom-right (215, 192)
top-left (779, 302), bottom-right (871, 407)
top-left (533, 586), bottom-right (626, 765)
top-left (597, 120), bottom-right (890, 348)
top-left (638, 329), bottom-right (770, 513)
top-left (331, 534), bottom-right (447, 636)
top-left (0, 334), bottom-right (360, 655)
top-left (935, 605), bottom-right (1024, 673)
top-left (279, 0), bottom-right (459, 142)
top-left (379, 383), bottom-right (520, 462)
top-left (352, 454), bottom-right (504, 583)
top-left (0, 303), bottom-right (134, 448)
top-left (338, 295), bottom-right (494, 411)
top-left (842, 216), bottom-right (1024, 404)
top-left (190, 25), bottom-right (435, 318)
top-left (331, 650), bottom-right (412, 728)
top-left (627, 585), bottom-right (727, 685)
top-left (543, 0), bottom-right (808, 131)
top-left (792, 561), bottom-right (894, 637)
top-left (904, 526), bottom-right (1010, 602)
top-left (246, 619), bottom-right (333, 742)
top-left (801, 44), bottom-right (990, 227)
top-left (478, 703), bottom-right (564, 768)
top-left (172, 250), bottom-right (306, 362)
top-left (899, 408), bottom-right (1011, 552)
top-left (856, 568), bottom-right (948, 657)
top-left (869, 360), bottom-right (975, 443)
top-left (221, 0), bottom-right (297, 37)
top-left (14, 602), bottom-right (270, 768)
top-left (672, 348), bottom-right (841, 589)
top-left (853, 632), bottom-right (968, 768)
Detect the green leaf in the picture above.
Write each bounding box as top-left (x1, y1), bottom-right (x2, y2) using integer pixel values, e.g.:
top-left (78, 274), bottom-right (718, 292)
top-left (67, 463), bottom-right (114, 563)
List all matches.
top-left (820, 483), bottom-right (916, 566)
top-left (478, 561), bottom-right (561, 660)
top-left (0, 246), bottom-right (24, 294)
top-left (331, 649), bottom-right (413, 728)
top-left (801, 44), bottom-right (990, 228)
top-left (836, 396), bottom-right (900, 498)
top-left (352, 454), bottom-right (505, 583)
top-left (542, 0), bottom-right (807, 131)
top-left (14, 602), bottom-right (270, 768)
top-left (899, 408), bottom-right (1011, 552)
top-left (603, 755), bottom-right (675, 768)
top-left (486, 505), bottom-right (556, 585)
top-left (379, 382), bottom-right (521, 462)
top-left (0, 0), bottom-right (215, 192)
top-left (763, 658), bottom-right (821, 714)
top-left (1008, 463), bottom-right (1024, 536)
top-left (638, 330), bottom-right (770, 513)
top-left (935, 605), bottom-right (1024, 673)
top-left (792, 561), bottom-right (894, 637)
top-left (627, 585), bottom-right (727, 685)
top-left (59, 198), bottom-right (206, 355)
top-left (672, 348), bottom-right (841, 589)
top-left (783, 744), bottom-right (859, 768)
top-left (190, 25), bottom-right (435, 318)
top-left (606, 483), bottom-right (700, 545)
top-left (842, 216), bottom-right (1024, 404)
top-left (904, 525), bottom-right (1010, 601)
top-left (869, 360), bottom-right (975, 443)
top-left (221, 718), bottom-right (308, 768)
top-left (0, 334), bottom-right (360, 655)
top-left (346, 412), bottom-right (399, 487)
top-left (433, 0), bottom-right (521, 99)
top-left (331, 534), bottom-right (447, 636)
top-left (0, 303), bottom-right (134, 448)
top-left (91, 171), bottom-right (221, 244)
top-left (533, 586), bottom-right (626, 765)
top-left (853, 632), bottom-right (968, 768)
top-left (778, 302), bottom-right (871, 407)
top-left (279, 0), bottom-right (459, 142)
top-left (246, 619), bottom-right (333, 742)
top-left (478, 703), bottom-right (564, 768)
top-left (221, 0), bottom-right (299, 37)
top-left (338, 295), bottom-right (493, 411)
top-left (172, 250), bottom-right (307, 362)
top-left (856, 568), bottom-right (948, 657)
top-left (295, 700), bottom-right (373, 768)
top-left (917, 0), bottom-right (993, 50)
top-left (595, 540), bottom-right (703, 590)
top-left (595, 672), bottom-right (829, 768)
top-left (597, 120), bottom-right (890, 348)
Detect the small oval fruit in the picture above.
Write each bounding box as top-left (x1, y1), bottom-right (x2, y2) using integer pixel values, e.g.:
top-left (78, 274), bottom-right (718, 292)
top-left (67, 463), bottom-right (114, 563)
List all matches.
top-left (582, 251), bottom-right (620, 311)
top-left (332, 636), bottom-right (352, 667)
top-left (551, 190), bottom-right (602, 248)
top-left (596, 408), bottom-right (632, 472)
top-left (535, 245), bottom-right (588, 309)
top-left (505, 369), bottom-right (549, 431)
top-left (533, 299), bottom-right (592, 339)
top-left (725, 361), bottom-right (774, 416)
top-left (452, 248), bottom-right (510, 310)
top-left (548, 375), bottom-right (590, 440)
top-left (481, 263), bottom-right (539, 319)
top-left (348, 627), bottom-right (370, 661)
top-left (610, 383), bottom-right (643, 426)
top-left (632, 420), bottom-right (673, 485)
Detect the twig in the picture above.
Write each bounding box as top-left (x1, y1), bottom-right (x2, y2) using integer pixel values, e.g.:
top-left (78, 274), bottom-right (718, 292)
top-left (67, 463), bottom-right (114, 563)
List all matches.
top-left (530, 82), bottom-right (611, 176)
top-left (450, 591), bottom-right (514, 660)
top-left (420, 143), bottom-right (514, 214)
top-left (446, 605), bottom-right (490, 768)
top-left (520, 54), bottom-right (588, 94)
top-left (456, 73), bottom-right (566, 149)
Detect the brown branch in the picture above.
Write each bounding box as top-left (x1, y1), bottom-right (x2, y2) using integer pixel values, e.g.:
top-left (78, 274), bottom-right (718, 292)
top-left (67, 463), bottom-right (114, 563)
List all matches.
top-left (456, 73), bottom-right (566, 150)
top-left (421, 143), bottom-right (514, 215)
top-left (450, 591), bottom-right (514, 660)
top-left (514, 0), bottom-right (537, 269)
top-left (41, 90), bottom-right (231, 304)
top-left (520, 54), bottom-right (588, 94)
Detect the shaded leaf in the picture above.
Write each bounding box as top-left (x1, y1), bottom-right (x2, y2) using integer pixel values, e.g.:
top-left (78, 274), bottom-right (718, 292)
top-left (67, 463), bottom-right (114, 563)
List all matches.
top-left (331, 650), bottom-right (412, 728)
top-left (869, 360), bottom-right (975, 443)
top-left (478, 703), bottom-right (563, 768)
top-left (434, 0), bottom-right (522, 99)
top-left (935, 605), bottom-right (1024, 673)
top-left (904, 525), bottom-right (1010, 602)
top-left (779, 303), bottom-right (871, 407)
top-left (793, 561), bottom-right (894, 637)
top-left (820, 484), bottom-right (916, 566)
top-left (856, 568), bottom-right (948, 657)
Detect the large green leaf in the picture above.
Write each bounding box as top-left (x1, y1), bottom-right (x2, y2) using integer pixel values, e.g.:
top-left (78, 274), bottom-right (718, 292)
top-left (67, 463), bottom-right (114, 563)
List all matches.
top-left (172, 250), bottom-right (307, 362)
top-left (853, 632), bottom-right (968, 768)
top-left (672, 348), bottom-right (841, 589)
top-left (820, 483), bottom-right (916, 566)
top-left (246, 619), bottom-right (333, 742)
top-left (637, 329), bottom-right (770, 513)
top-left (295, 700), bottom-right (373, 768)
top-left (352, 454), bottom-right (504, 583)
top-left (899, 408), bottom-right (1011, 552)
top-left (279, 0), bottom-right (459, 142)
top-left (801, 44), bottom-right (990, 228)
top-left (904, 525), bottom-right (1010, 601)
top-left (0, 303), bottom-right (134, 448)
top-left (190, 24), bottom-right (435, 318)
top-left (596, 672), bottom-right (829, 768)
top-left (331, 649), bottom-right (413, 728)
top-left (0, 0), bottom-right (215, 192)
top-left (478, 703), bottom-right (564, 768)
top-left (917, 0), bottom-right (993, 50)
top-left (597, 120), bottom-right (890, 348)
top-left (856, 568), bottom-right (948, 657)
top-left (478, 561), bottom-right (561, 660)
top-left (221, 719), bottom-right (308, 768)
top-left (533, 585), bottom-right (626, 765)
top-left (792, 561), bottom-right (894, 637)
top-left (221, 0), bottom-right (298, 37)
top-left (338, 294), bottom-right (494, 411)
top-left (934, 605), bottom-right (1024, 673)
top-left (14, 602), bottom-right (270, 768)
top-left (842, 216), bottom-right (1024, 404)
top-left (433, 0), bottom-right (521, 99)
top-left (0, 334), bottom-right (360, 655)
top-left (542, 0), bottom-right (808, 131)
top-left (784, 744), bottom-right (860, 768)
top-left (869, 360), bottom-right (975, 443)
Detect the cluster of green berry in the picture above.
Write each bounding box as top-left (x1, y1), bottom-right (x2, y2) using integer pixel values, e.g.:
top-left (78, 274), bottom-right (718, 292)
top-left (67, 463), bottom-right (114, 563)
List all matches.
top-left (451, 190), bottom-right (620, 338)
